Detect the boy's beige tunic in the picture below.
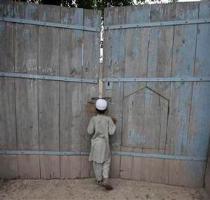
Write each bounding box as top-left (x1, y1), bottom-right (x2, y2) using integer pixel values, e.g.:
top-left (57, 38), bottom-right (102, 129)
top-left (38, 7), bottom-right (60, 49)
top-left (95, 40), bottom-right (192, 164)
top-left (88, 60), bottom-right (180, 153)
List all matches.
top-left (87, 114), bottom-right (116, 163)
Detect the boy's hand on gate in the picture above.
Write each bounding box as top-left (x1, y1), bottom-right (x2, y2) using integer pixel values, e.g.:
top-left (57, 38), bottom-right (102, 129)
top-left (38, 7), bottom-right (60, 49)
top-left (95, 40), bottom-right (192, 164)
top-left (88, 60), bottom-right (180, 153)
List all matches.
top-left (111, 117), bottom-right (117, 124)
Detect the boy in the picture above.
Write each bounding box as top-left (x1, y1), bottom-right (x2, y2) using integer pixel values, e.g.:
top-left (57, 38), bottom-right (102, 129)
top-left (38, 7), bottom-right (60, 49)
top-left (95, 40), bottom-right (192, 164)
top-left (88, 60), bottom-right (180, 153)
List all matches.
top-left (87, 98), bottom-right (116, 190)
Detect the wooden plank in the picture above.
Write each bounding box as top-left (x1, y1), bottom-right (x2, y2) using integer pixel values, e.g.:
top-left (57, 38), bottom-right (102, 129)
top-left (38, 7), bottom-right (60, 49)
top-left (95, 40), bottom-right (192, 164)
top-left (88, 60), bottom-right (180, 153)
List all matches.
top-left (188, 2), bottom-right (210, 188)
top-left (187, 1), bottom-right (210, 158)
top-left (122, 5), bottom-right (150, 150)
top-left (110, 155), bottom-right (120, 178)
top-left (0, 2), bottom-right (16, 150)
top-left (205, 153), bottom-right (210, 194)
top-left (0, 2), bottom-right (14, 72)
top-left (166, 3), bottom-right (204, 187)
top-left (131, 156), bottom-right (204, 187)
top-left (40, 155), bottom-right (60, 179)
top-left (17, 155), bottom-right (40, 178)
top-left (120, 156), bottom-right (133, 179)
top-left (80, 155), bottom-right (91, 178)
top-left (0, 3), bottom-right (2, 17)
top-left (168, 159), bottom-right (205, 187)
top-left (38, 4), bottom-right (60, 151)
top-left (146, 3), bottom-right (174, 154)
top-left (131, 156), bottom-right (142, 181)
top-left (14, 3), bottom-right (39, 150)
top-left (121, 5), bottom-right (150, 181)
top-left (140, 158), bottom-right (168, 184)
top-left (104, 7), bottom-right (126, 149)
top-left (120, 146), bottom-right (134, 179)
top-left (167, 2), bottom-right (199, 155)
top-left (79, 10), bottom-right (100, 179)
top-left (60, 156), bottom-right (81, 178)
top-left (59, 7), bottom-right (83, 152)
top-left (0, 2), bottom-right (17, 179)
top-left (14, 3), bottom-right (40, 178)
top-left (104, 7), bottom-right (127, 180)
top-left (81, 9), bottom-right (100, 152)
top-left (38, 4), bottom-right (60, 179)
top-left (0, 155), bottom-right (18, 179)
top-left (14, 3), bottom-right (38, 73)
top-left (0, 78), bottom-right (16, 150)
top-left (195, 1), bottom-right (210, 193)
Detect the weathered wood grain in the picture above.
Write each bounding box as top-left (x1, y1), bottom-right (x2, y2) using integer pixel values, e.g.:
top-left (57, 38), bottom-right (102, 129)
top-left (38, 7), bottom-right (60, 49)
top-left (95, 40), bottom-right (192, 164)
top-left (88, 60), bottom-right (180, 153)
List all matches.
top-left (0, 2), bottom-right (16, 150)
top-left (37, 4), bottom-right (60, 179)
top-left (168, 159), bottom-right (205, 187)
top-left (17, 155), bottom-right (40, 178)
top-left (104, 7), bottom-right (127, 179)
top-left (14, 3), bottom-right (39, 150)
top-left (40, 155), bottom-right (60, 179)
top-left (120, 156), bottom-right (133, 179)
top-left (120, 146), bottom-right (134, 179)
top-left (0, 3), bottom-right (17, 179)
top-left (13, 3), bottom-right (40, 177)
top-left (167, 2), bottom-right (204, 187)
top-left (205, 150), bottom-right (210, 195)
top-left (146, 3), bottom-right (174, 154)
top-left (0, 79), bottom-right (16, 150)
top-left (38, 5), bottom-right (60, 151)
top-left (79, 10), bottom-right (101, 178)
top-left (80, 155), bottom-right (91, 178)
top-left (122, 5), bottom-right (150, 150)
top-left (59, 7), bottom-right (83, 152)
top-left (81, 9), bottom-right (100, 152)
top-left (194, 2), bottom-right (210, 192)
top-left (61, 156), bottom-right (81, 178)
top-left (188, 1), bottom-right (210, 158)
top-left (0, 2), bottom-right (14, 72)
top-left (188, 2), bottom-right (210, 189)
top-left (0, 155), bottom-right (18, 179)
top-left (136, 157), bottom-right (168, 184)
top-left (168, 2), bottom-right (199, 155)
top-left (0, 2), bottom-right (210, 186)
top-left (110, 155), bottom-right (120, 178)
top-left (104, 7), bottom-right (125, 150)
top-left (103, 2), bottom-right (209, 187)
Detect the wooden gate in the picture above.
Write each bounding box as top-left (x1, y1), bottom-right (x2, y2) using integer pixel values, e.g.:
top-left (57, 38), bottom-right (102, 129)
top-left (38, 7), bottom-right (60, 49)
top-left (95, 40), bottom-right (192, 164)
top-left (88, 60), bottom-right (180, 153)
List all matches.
top-left (103, 1), bottom-right (210, 187)
top-left (1, 1), bottom-right (210, 188)
top-left (0, 1), bottom-right (100, 179)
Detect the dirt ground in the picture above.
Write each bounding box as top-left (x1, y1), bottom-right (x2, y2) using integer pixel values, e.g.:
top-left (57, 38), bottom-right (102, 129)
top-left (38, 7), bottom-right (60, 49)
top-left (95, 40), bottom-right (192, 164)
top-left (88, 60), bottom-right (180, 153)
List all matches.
top-left (0, 178), bottom-right (209, 200)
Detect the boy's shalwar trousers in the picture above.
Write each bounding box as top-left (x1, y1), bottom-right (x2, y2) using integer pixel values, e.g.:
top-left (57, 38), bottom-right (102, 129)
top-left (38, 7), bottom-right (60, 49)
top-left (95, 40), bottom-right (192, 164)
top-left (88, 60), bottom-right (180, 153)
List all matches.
top-left (93, 157), bottom-right (111, 181)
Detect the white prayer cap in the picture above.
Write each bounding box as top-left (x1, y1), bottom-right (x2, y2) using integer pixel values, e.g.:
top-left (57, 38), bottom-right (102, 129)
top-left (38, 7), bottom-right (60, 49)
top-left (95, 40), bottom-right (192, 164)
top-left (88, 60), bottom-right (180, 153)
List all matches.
top-left (96, 98), bottom-right (107, 111)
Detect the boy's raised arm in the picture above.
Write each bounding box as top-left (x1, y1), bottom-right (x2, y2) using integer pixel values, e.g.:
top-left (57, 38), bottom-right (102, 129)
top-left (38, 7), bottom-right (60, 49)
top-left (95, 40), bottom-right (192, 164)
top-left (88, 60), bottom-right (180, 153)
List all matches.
top-left (108, 117), bottom-right (116, 135)
top-left (87, 117), bottom-right (95, 135)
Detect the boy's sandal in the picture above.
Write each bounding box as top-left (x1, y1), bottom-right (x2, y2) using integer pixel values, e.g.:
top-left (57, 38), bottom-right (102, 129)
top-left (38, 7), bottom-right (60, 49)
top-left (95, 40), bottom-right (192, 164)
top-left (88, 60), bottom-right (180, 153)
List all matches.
top-left (102, 183), bottom-right (113, 190)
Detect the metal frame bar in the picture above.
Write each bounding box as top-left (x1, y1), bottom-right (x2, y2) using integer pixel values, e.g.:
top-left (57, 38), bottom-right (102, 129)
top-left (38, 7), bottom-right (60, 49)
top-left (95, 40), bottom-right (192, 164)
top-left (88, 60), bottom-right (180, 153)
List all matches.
top-left (1, 73), bottom-right (210, 83)
top-left (103, 77), bottom-right (210, 82)
top-left (0, 150), bottom-right (206, 161)
top-left (104, 18), bottom-right (210, 30)
top-left (113, 151), bottom-right (206, 161)
top-left (0, 72), bottom-right (98, 84)
top-left (0, 17), bottom-right (100, 32)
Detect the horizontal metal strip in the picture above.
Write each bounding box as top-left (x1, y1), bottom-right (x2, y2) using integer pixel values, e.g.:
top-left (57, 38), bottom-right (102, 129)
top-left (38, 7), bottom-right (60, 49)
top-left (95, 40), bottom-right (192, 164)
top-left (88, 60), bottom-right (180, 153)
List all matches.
top-left (103, 77), bottom-right (210, 82)
top-left (104, 18), bottom-right (210, 30)
top-left (0, 150), bottom-right (88, 156)
top-left (0, 72), bottom-right (98, 84)
top-left (113, 151), bottom-right (206, 161)
top-left (0, 150), bottom-right (206, 161)
top-left (0, 17), bottom-right (100, 32)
